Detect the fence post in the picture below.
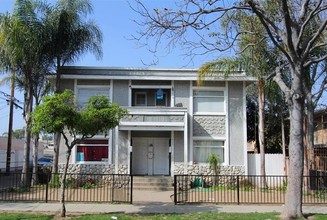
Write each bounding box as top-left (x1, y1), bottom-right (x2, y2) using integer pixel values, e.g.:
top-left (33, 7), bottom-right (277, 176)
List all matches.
top-left (174, 175), bottom-right (177, 204)
top-left (130, 175), bottom-right (133, 204)
top-left (45, 174), bottom-right (49, 203)
top-left (237, 175), bottom-right (240, 205)
top-left (111, 174), bottom-right (115, 202)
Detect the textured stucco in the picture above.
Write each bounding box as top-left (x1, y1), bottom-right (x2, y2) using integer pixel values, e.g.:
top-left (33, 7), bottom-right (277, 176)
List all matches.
top-left (113, 80), bottom-right (129, 106)
top-left (228, 82), bottom-right (245, 165)
top-left (193, 116), bottom-right (226, 136)
top-left (174, 131), bottom-right (184, 162)
top-left (174, 81), bottom-right (190, 109)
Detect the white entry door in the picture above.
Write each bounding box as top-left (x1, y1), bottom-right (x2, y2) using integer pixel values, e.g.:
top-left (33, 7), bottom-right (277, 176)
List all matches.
top-left (132, 138), bottom-right (169, 175)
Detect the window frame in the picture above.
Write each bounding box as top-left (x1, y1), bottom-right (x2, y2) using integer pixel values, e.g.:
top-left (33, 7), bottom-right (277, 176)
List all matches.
top-left (76, 85), bottom-right (110, 109)
top-left (193, 138), bottom-right (225, 164)
top-left (76, 138), bottom-right (109, 163)
top-left (193, 87), bottom-right (226, 115)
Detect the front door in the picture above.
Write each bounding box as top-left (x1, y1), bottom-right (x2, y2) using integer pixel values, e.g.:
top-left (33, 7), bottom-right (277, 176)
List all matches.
top-left (132, 138), bottom-right (169, 175)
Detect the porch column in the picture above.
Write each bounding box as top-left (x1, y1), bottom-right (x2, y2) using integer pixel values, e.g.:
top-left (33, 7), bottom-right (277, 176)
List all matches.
top-left (184, 112), bottom-right (188, 174)
top-left (171, 131), bottom-right (175, 176)
top-left (115, 127), bottom-right (119, 174)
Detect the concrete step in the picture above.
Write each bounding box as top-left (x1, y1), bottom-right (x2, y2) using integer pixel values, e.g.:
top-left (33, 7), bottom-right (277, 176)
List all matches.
top-left (133, 176), bottom-right (174, 191)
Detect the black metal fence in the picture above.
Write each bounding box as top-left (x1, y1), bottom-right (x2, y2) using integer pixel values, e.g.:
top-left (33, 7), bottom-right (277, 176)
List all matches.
top-left (174, 175), bottom-right (327, 205)
top-left (0, 171), bottom-right (132, 203)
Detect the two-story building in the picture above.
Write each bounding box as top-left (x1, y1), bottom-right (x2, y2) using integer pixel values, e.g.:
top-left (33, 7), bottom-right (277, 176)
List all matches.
top-left (57, 67), bottom-right (256, 176)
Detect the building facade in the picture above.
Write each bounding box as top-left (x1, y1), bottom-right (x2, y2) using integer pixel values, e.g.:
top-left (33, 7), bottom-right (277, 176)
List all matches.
top-left (57, 67), bottom-right (256, 176)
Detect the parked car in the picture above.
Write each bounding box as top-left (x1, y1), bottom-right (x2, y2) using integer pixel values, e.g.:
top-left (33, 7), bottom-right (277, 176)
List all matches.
top-left (37, 157), bottom-right (53, 166)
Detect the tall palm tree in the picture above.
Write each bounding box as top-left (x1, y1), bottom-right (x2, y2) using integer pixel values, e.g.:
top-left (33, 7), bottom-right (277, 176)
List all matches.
top-left (198, 13), bottom-right (277, 188)
top-left (45, 0), bottom-right (103, 172)
top-left (0, 0), bottom-right (52, 186)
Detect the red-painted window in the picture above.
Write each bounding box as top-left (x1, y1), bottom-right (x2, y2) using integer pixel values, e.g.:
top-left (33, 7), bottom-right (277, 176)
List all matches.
top-left (76, 139), bottom-right (108, 162)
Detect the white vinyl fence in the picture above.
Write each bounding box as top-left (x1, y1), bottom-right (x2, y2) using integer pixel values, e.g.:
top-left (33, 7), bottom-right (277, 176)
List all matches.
top-left (248, 153), bottom-right (286, 176)
top-left (0, 150), bottom-right (43, 172)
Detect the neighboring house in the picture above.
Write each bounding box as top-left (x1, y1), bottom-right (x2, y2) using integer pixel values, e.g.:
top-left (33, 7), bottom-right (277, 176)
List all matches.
top-left (57, 67), bottom-right (256, 176)
top-left (0, 137), bottom-right (44, 171)
top-left (314, 109), bottom-right (327, 170)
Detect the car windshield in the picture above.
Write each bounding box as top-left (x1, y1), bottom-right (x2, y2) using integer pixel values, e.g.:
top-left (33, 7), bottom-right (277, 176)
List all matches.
top-left (38, 158), bottom-right (52, 162)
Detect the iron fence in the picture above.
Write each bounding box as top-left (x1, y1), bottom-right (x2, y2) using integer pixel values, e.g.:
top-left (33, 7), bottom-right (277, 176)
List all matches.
top-left (0, 171), bottom-right (132, 203)
top-left (174, 175), bottom-right (327, 205)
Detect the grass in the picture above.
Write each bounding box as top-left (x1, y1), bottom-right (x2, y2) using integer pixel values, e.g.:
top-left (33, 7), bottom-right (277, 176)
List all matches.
top-left (0, 213), bottom-right (54, 220)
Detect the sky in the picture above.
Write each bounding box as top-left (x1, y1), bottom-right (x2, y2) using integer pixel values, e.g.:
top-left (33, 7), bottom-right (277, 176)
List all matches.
top-left (0, 0), bottom-right (215, 135)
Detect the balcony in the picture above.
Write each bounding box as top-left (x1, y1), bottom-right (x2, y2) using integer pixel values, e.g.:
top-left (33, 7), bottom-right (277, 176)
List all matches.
top-left (119, 107), bottom-right (187, 131)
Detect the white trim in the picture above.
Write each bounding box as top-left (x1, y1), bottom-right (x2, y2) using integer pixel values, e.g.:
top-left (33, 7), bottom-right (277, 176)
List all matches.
top-left (130, 85), bottom-right (172, 89)
top-left (115, 127), bottom-right (119, 173)
top-left (189, 81), bottom-right (193, 164)
top-left (225, 82), bottom-right (230, 165)
top-left (243, 81), bottom-right (248, 175)
top-left (171, 131), bottom-right (175, 176)
top-left (109, 130), bottom-right (113, 164)
top-left (171, 81), bottom-right (175, 107)
top-left (128, 130), bottom-right (131, 174)
top-left (128, 80), bottom-right (132, 107)
top-left (110, 80), bottom-right (113, 102)
top-left (192, 88), bottom-right (226, 115)
top-left (125, 109), bottom-right (186, 115)
top-left (184, 111), bottom-right (188, 173)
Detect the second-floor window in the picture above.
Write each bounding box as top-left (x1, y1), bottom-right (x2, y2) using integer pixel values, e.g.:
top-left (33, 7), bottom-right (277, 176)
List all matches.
top-left (77, 86), bottom-right (110, 108)
top-left (193, 90), bottom-right (225, 114)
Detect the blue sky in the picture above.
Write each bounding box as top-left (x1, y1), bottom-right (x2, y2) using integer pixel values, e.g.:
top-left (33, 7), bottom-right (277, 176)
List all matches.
top-left (0, 0), bottom-right (213, 135)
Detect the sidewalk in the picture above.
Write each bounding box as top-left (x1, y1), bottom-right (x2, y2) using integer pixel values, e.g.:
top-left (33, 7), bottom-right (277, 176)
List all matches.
top-left (0, 202), bottom-right (326, 215)
top-left (0, 190), bottom-right (326, 215)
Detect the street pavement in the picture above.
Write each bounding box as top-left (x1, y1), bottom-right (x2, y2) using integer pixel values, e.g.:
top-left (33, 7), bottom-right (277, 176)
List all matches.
top-left (0, 190), bottom-right (326, 215)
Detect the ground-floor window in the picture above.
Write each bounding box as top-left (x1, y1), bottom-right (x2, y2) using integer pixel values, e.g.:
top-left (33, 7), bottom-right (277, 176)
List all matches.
top-left (76, 139), bottom-right (108, 162)
top-left (193, 140), bottom-right (224, 163)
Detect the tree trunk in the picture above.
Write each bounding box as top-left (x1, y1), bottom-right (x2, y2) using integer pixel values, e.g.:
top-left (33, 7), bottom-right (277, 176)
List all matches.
top-left (21, 84), bottom-right (33, 187)
top-left (281, 112), bottom-right (287, 176)
top-left (282, 68), bottom-right (304, 219)
top-left (32, 135), bottom-right (39, 185)
top-left (258, 79), bottom-right (267, 188)
top-left (52, 133), bottom-right (61, 173)
top-left (60, 147), bottom-right (72, 217)
top-left (53, 60), bottom-right (62, 173)
top-left (306, 96), bottom-right (315, 170)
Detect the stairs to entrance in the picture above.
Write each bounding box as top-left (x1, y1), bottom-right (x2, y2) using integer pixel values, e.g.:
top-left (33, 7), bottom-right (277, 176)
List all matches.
top-left (133, 176), bottom-right (174, 191)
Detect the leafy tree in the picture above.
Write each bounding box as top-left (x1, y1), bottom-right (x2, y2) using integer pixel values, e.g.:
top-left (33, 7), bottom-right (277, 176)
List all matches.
top-left (133, 1), bottom-right (327, 218)
top-left (31, 90), bottom-right (127, 217)
top-left (44, 0), bottom-right (103, 173)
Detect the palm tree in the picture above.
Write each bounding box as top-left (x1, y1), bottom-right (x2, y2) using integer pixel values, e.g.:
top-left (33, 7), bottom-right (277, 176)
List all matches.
top-left (198, 13), bottom-right (277, 188)
top-left (45, 0), bottom-right (103, 172)
top-left (0, 0), bottom-right (52, 186)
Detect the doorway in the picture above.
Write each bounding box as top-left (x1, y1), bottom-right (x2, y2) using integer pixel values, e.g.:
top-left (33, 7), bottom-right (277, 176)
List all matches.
top-left (132, 137), bottom-right (169, 175)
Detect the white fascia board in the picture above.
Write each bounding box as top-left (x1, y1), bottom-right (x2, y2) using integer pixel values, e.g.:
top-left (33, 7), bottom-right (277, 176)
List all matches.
top-left (119, 122), bottom-right (184, 131)
top-left (61, 74), bottom-right (257, 82)
top-left (125, 109), bottom-right (187, 115)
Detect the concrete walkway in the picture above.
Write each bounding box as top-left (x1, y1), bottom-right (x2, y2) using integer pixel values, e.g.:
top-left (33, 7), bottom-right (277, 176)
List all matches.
top-left (0, 202), bottom-right (326, 215)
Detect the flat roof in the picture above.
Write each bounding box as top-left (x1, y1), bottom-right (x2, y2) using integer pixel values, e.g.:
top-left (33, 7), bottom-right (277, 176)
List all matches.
top-left (57, 66), bottom-right (257, 82)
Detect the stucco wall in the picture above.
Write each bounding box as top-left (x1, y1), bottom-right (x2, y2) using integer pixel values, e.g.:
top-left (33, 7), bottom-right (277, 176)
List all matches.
top-left (228, 82), bottom-right (245, 166)
top-left (193, 115), bottom-right (225, 136)
top-left (113, 80), bottom-right (129, 106)
top-left (118, 131), bottom-right (129, 165)
top-left (174, 131), bottom-right (184, 163)
top-left (174, 81), bottom-right (190, 108)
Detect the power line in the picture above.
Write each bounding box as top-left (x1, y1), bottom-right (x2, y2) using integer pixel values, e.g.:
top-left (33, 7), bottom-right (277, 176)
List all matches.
top-left (0, 90), bottom-right (23, 110)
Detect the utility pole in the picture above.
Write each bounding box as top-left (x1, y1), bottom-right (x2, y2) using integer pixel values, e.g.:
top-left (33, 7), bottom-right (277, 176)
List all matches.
top-left (5, 69), bottom-right (15, 175)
